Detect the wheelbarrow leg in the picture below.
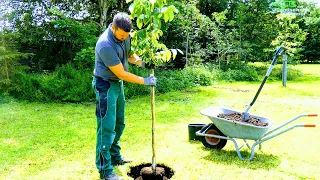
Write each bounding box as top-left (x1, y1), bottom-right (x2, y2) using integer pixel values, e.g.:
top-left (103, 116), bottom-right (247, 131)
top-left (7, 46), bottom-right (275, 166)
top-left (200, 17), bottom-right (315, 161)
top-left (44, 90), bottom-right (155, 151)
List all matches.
top-left (250, 140), bottom-right (265, 160)
top-left (228, 138), bottom-right (244, 160)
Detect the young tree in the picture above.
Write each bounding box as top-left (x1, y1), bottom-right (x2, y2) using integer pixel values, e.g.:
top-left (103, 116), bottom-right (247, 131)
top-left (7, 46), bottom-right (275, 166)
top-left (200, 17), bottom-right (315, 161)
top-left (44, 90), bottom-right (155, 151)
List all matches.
top-left (126, 0), bottom-right (181, 172)
top-left (128, 0), bottom-right (181, 66)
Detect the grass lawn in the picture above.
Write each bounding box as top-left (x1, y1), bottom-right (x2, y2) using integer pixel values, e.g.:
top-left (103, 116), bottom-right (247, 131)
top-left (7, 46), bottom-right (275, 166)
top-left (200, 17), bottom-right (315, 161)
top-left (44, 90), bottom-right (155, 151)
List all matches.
top-left (1, 64), bottom-right (319, 180)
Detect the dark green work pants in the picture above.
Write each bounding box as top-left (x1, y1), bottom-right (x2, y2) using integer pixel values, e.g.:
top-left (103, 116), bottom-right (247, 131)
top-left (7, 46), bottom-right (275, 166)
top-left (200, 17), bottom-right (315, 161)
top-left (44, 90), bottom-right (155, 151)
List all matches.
top-left (92, 77), bottom-right (125, 176)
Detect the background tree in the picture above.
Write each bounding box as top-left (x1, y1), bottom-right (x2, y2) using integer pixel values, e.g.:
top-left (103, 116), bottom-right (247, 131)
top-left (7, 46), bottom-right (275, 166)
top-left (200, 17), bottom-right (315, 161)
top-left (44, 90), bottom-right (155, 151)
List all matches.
top-left (210, 10), bottom-right (240, 70)
top-left (270, 14), bottom-right (307, 62)
top-left (196, 0), bottom-right (228, 15)
top-left (229, 0), bottom-right (278, 62)
top-left (0, 31), bottom-right (29, 93)
top-left (301, 6), bottom-right (320, 63)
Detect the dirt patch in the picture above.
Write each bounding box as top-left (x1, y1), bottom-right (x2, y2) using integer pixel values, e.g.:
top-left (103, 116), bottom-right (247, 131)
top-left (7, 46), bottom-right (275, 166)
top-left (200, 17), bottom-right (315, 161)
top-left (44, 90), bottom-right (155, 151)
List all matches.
top-left (212, 86), bottom-right (250, 92)
top-left (180, 89), bottom-right (201, 93)
top-left (128, 163), bottom-right (174, 180)
top-left (218, 112), bottom-right (268, 126)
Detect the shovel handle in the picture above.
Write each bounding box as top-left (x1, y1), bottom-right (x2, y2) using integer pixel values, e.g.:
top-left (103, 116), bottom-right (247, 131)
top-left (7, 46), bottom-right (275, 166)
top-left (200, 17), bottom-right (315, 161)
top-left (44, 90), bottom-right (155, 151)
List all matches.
top-left (249, 46), bottom-right (284, 107)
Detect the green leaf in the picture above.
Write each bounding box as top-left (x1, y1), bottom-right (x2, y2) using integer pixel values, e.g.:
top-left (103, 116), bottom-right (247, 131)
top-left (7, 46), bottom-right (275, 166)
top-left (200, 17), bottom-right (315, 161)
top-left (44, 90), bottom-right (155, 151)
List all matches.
top-left (129, 3), bottom-right (134, 13)
top-left (137, 29), bottom-right (147, 39)
top-left (158, 0), bottom-right (164, 7)
top-left (169, 11), bottom-right (174, 21)
top-left (167, 6), bottom-right (177, 22)
top-left (165, 50), bottom-right (171, 61)
top-left (163, 12), bottom-right (169, 22)
top-left (177, 49), bottom-right (184, 55)
top-left (137, 18), bottom-right (143, 29)
top-left (171, 49), bottom-right (177, 59)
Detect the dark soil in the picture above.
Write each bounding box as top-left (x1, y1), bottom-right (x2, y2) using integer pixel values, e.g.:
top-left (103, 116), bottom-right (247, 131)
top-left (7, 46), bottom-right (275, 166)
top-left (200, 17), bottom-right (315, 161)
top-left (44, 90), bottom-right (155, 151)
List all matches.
top-left (128, 163), bottom-right (174, 180)
top-left (217, 112), bottom-right (268, 127)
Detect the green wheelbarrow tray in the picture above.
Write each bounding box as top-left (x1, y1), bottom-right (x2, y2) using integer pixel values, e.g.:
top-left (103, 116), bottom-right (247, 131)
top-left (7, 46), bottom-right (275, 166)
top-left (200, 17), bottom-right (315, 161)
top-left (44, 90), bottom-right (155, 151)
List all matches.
top-left (200, 106), bottom-right (274, 140)
top-left (196, 106), bottom-right (317, 160)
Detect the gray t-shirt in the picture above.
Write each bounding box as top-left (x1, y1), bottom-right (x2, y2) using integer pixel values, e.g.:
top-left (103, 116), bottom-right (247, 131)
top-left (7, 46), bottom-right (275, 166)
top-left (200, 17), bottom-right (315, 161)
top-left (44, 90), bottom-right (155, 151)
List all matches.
top-left (94, 23), bottom-right (130, 80)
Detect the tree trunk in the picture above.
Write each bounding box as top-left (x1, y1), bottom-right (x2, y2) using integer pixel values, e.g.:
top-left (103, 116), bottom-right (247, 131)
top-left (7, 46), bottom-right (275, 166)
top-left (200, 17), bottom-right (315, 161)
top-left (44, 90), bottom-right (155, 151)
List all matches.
top-left (4, 59), bottom-right (9, 80)
top-left (185, 33), bottom-right (189, 67)
top-left (99, 0), bottom-right (109, 28)
top-left (218, 51), bottom-right (221, 70)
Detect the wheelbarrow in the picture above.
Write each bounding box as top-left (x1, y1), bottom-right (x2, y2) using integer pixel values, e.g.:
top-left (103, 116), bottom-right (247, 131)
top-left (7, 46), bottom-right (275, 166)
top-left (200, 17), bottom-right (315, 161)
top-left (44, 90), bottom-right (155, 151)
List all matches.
top-left (195, 46), bottom-right (318, 160)
top-left (196, 106), bottom-right (317, 160)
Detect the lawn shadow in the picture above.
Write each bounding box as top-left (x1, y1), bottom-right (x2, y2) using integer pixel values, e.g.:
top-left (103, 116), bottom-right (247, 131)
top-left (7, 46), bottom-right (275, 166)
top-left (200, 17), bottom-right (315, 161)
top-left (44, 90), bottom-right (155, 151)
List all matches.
top-left (200, 146), bottom-right (281, 170)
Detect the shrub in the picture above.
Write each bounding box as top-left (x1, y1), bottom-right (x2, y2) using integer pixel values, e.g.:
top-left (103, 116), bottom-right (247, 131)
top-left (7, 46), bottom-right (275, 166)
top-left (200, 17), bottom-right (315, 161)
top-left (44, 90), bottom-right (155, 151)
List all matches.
top-left (8, 61), bottom-right (305, 103)
top-left (183, 66), bottom-right (215, 86)
top-left (217, 65), bottom-right (259, 82)
top-left (123, 65), bottom-right (214, 98)
top-left (248, 63), bottom-right (303, 81)
top-left (8, 64), bottom-right (215, 102)
top-left (10, 63), bottom-right (94, 102)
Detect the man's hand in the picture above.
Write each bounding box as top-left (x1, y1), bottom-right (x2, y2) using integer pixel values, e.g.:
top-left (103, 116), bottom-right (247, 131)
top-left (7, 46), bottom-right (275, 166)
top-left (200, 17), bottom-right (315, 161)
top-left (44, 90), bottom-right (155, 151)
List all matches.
top-left (144, 75), bottom-right (157, 86)
top-left (141, 62), bottom-right (155, 69)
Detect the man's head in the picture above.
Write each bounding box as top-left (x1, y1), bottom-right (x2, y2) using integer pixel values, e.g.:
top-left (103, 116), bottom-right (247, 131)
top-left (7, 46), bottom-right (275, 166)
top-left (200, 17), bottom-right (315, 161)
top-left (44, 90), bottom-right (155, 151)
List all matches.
top-left (111, 12), bottom-right (132, 41)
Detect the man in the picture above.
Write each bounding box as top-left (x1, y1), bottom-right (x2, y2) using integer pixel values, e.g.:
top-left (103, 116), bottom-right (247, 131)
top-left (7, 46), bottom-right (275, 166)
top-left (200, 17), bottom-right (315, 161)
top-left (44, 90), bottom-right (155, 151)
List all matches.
top-left (92, 12), bottom-right (156, 180)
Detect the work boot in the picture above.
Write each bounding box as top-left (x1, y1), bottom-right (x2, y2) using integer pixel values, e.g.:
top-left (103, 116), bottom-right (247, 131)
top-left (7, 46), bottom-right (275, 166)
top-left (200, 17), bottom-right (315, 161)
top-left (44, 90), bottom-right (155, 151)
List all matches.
top-left (111, 157), bottom-right (132, 166)
top-left (101, 172), bottom-right (123, 180)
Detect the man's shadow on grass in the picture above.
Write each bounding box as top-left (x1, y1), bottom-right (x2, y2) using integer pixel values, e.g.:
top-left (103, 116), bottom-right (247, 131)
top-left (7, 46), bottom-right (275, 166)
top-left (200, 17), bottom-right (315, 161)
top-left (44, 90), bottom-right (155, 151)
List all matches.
top-left (200, 146), bottom-right (281, 170)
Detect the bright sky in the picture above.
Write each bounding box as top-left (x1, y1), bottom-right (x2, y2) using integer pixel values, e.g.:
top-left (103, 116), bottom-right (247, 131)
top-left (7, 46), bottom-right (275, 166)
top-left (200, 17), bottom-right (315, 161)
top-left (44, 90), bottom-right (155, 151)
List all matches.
top-left (309, 0), bottom-right (320, 7)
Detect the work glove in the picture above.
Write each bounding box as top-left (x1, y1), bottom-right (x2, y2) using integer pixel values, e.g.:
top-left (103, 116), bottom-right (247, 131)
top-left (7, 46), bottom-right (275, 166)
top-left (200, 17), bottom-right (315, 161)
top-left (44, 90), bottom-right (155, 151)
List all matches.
top-left (141, 61), bottom-right (155, 69)
top-left (144, 75), bottom-right (157, 86)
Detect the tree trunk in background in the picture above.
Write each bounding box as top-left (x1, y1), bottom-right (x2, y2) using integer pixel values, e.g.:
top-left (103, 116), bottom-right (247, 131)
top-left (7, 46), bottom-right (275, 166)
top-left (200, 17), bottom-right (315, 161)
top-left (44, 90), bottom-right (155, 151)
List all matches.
top-left (185, 33), bottom-right (189, 67)
top-left (98, 0), bottom-right (109, 28)
top-left (4, 59), bottom-right (9, 80)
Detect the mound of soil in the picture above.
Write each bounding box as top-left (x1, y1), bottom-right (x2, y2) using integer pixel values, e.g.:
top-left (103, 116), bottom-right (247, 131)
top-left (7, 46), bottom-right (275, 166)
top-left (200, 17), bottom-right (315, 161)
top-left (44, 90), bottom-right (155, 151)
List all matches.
top-left (217, 112), bottom-right (268, 127)
top-left (128, 163), bottom-right (174, 180)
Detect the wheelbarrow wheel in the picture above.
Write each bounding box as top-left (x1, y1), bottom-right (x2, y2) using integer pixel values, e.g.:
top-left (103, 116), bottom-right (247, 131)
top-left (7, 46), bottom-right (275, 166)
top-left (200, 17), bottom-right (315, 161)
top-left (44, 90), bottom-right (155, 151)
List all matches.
top-left (200, 123), bottom-right (227, 150)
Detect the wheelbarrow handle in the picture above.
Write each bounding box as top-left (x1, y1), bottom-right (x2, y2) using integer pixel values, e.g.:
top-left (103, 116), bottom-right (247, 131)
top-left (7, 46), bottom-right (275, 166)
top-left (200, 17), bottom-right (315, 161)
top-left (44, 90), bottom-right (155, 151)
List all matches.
top-left (308, 114), bottom-right (318, 117)
top-left (304, 124), bottom-right (316, 127)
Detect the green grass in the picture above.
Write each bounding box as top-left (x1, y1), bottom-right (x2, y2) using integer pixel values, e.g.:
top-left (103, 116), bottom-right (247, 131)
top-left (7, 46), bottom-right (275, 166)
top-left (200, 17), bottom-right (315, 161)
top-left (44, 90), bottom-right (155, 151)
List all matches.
top-left (1, 64), bottom-right (320, 180)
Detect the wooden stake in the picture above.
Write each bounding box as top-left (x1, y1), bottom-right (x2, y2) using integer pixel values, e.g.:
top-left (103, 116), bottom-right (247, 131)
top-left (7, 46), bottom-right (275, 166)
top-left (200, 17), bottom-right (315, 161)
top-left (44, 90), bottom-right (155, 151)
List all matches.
top-left (151, 68), bottom-right (156, 172)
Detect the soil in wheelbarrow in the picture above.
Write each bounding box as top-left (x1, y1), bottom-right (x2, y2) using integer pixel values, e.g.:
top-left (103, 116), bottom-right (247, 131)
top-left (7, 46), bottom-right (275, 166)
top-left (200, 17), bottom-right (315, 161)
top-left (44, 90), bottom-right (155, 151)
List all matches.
top-left (127, 163), bottom-right (174, 180)
top-left (218, 112), bottom-right (268, 126)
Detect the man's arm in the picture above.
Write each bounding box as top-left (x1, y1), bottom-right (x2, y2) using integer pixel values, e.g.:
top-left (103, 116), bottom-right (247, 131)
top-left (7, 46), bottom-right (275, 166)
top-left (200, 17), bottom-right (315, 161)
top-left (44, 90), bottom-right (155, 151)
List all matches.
top-left (109, 63), bottom-right (144, 84)
top-left (128, 53), bottom-right (143, 66)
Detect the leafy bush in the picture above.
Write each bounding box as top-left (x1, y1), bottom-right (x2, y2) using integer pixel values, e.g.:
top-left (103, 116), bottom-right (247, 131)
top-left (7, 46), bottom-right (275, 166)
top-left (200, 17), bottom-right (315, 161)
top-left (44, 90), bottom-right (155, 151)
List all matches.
top-left (6, 61), bottom-right (306, 102)
top-left (183, 66), bottom-right (215, 86)
top-left (216, 63), bottom-right (259, 82)
top-left (123, 65), bottom-right (214, 98)
top-left (10, 63), bottom-right (94, 102)
top-left (215, 61), bottom-right (302, 82)
top-left (9, 64), bottom-right (215, 102)
top-left (249, 63), bottom-right (303, 81)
